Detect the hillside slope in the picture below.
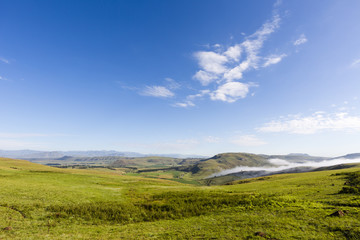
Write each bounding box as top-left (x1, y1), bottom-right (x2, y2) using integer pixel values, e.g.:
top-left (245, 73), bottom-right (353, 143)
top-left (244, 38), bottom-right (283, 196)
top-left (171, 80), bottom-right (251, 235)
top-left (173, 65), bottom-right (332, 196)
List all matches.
top-left (184, 153), bottom-right (271, 178)
top-left (181, 152), bottom-right (349, 178)
top-left (1, 157), bottom-right (360, 239)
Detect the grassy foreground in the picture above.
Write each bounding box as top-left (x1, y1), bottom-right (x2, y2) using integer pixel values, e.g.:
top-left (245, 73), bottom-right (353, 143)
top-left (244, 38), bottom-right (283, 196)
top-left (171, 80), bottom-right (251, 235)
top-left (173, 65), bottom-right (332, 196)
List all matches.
top-left (1, 157), bottom-right (360, 239)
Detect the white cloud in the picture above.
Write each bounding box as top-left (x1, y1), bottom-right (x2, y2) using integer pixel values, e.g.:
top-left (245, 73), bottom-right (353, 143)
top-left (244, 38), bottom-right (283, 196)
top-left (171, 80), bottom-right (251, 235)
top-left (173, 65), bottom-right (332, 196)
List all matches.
top-left (194, 51), bottom-right (228, 74)
top-left (194, 14), bottom-right (281, 82)
top-left (231, 135), bottom-right (267, 146)
top-left (189, 13), bottom-right (282, 106)
top-left (263, 54), bottom-right (287, 67)
top-left (174, 90), bottom-right (211, 108)
top-left (258, 111), bottom-right (360, 134)
top-left (0, 75), bottom-right (9, 81)
top-left (350, 59), bottom-right (360, 68)
top-left (294, 34), bottom-right (308, 46)
top-left (210, 82), bottom-right (250, 103)
top-left (0, 57), bottom-right (10, 64)
top-left (223, 61), bottom-right (249, 81)
top-left (173, 101), bottom-right (195, 108)
top-left (187, 90), bottom-right (210, 99)
top-left (251, 14), bottom-right (281, 38)
top-left (173, 90), bottom-right (210, 108)
top-left (165, 78), bottom-right (181, 89)
top-left (142, 86), bottom-right (174, 98)
top-left (224, 44), bottom-right (242, 61)
top-left (239, 14), bottom-right (281, 70)
top-left (193, 70), bottom-right (218, 86)
top-left (274, 0), bottom-right (282, 7)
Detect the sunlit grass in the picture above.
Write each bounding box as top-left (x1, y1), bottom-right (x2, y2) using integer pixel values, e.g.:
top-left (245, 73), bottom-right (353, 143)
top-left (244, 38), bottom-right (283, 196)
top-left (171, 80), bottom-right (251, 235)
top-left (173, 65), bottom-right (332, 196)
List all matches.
top-left (1, 157), bottom-right (360, 239)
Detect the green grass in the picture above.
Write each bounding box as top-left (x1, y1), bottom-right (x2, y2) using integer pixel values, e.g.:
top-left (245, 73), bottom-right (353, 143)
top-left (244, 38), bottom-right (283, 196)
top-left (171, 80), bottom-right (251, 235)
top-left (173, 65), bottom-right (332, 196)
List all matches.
top-left (126, 169), bottom-right (201, 185)
top-left (1, 157), bottom-right (360, 239)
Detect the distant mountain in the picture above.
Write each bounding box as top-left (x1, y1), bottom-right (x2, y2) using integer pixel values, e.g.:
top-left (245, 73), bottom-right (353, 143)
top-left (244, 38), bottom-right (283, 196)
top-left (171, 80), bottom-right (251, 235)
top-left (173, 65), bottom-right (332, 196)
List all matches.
top-left (0, 149), bottom-right (207, 160)
top-left (264, 153), bottom-right (327, 162)
top-left (0, 150), bottom-right (45, 158)
top-left (334, 153), bottom-right (360, 159)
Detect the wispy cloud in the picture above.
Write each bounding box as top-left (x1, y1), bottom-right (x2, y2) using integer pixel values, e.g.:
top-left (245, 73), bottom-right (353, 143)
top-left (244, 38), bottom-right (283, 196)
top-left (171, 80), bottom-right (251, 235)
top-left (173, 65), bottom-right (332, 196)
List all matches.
top-left (188, 13), bottom-right (284, 105)
top-left (294, 34), bottom-right (308, 46)
top-left (174, 90), bottom-right (210, 108)
top-left (140, 78), bottom-right (180, 99)
top-left (193, 14), bottom-right (281, 84)
top-left (187, 90), bottom-right (210, 100)
top-left (231, 135), bottom-right (267, 146)
top-left (141, 86), bottom-right (174, 98)
top-left (0, 57), bottom-right (10, 64)
top-left (274, 0), bottom-right (282, 7)
top-left (0, 75), bottom-right (9, 81)
top-left (263, 54), bottom-right (287, 67)
top-left (115, 81), bottom-right (139, 91)
top-left (173, 101), bottom-right (195, 108)
top-left (165, 78), bottom-right (181, 89)
top-left (258, 111), bottom-right (360, 134)
top-left (350, 59), bottom-right (360, 68)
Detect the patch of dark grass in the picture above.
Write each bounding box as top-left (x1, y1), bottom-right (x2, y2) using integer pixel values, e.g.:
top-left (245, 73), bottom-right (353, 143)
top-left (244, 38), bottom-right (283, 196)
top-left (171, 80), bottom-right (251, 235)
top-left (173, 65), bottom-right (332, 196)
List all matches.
top-left (46, 192), bottom-right (294, 224)
top-left (337, 171), bottom-right (360, 195)
top-left (329, 227), bottom-right (360, 240)
top-left (0, 204), bottom-right (33, 218)
top-left (226, 176), bottom-right (272, 185)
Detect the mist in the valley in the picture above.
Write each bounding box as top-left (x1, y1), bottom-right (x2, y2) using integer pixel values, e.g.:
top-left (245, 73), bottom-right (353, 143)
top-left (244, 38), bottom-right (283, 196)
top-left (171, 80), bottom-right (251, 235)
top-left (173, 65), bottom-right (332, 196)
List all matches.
top-left (210, 158), bottom-right (360, 178)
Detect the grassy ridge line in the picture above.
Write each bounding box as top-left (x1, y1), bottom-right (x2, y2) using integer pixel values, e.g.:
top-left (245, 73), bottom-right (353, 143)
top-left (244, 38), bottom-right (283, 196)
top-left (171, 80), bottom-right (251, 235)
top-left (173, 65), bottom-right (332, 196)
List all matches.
top-left (1, 158), bottom-right (360, 239)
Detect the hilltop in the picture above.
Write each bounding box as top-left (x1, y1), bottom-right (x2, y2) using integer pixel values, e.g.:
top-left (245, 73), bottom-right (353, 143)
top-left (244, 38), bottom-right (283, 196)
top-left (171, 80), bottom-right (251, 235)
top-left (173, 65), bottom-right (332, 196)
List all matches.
top-left (182, 152), bottom-right (270, 178)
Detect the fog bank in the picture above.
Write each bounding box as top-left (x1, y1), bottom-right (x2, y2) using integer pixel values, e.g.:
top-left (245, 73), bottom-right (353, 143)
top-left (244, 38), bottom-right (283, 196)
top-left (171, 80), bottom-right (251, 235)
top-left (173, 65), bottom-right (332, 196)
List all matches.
top-left (210, 158), bottom-right (360, 178)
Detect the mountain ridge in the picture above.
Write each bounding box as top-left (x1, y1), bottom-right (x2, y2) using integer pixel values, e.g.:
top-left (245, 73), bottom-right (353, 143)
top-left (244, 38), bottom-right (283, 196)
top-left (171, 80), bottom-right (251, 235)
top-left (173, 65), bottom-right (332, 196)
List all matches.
top-left (0, 149), bottom-right (207, 159)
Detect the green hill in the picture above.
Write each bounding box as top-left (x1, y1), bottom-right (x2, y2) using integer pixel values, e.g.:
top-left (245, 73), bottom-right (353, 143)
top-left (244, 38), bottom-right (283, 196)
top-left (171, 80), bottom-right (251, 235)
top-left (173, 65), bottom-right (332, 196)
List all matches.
top-left (2, 157), bottom-right (360, 239)
top-left (179, 152), bottom-right (336, 178)
top-left (184, 152), bottom-right (271, 178)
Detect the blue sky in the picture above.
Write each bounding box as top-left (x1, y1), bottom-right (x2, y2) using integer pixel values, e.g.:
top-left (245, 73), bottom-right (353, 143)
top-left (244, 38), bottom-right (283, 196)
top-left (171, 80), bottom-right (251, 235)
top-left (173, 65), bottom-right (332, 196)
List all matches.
top-left (1, 0), bottom-right (360, 156)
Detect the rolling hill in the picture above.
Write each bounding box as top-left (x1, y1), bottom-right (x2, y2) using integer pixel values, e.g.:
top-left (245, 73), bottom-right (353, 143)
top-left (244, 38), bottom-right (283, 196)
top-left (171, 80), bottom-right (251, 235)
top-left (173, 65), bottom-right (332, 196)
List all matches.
top-left (1, 156), bottom-right (360, 239)
top-left (179, 152), bottom-right (331, 178)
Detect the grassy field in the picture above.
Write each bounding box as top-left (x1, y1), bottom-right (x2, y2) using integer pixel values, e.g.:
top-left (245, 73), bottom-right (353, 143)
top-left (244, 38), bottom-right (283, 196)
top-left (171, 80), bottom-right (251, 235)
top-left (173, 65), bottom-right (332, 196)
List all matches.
top-left (1, 157), bottom-right (360, 239)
